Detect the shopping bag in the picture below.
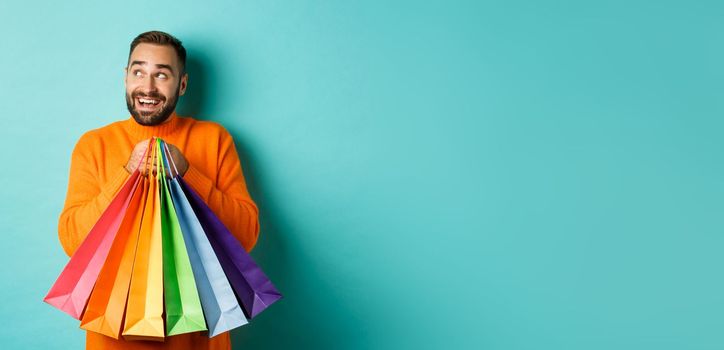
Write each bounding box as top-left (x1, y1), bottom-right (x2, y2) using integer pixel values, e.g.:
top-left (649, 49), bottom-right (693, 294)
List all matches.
top-left (44, 164), bottom-right (142, 320)
top-left (79, 175), bottom-right (148, 338)
top-left (122, 140), bottom-right (165, 341)
top-left (158, 140), bottom-right (207, 336)
top-left (161, 140), bottom-right (248, 336)
top-left (48, 136), bottom-right (280, 339)
top-left (167, 143), bottom-right (282, 318)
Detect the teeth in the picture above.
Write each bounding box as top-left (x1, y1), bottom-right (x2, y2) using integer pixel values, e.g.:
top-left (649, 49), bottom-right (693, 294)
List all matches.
top-left (139, 98), bottom-right (159, 104)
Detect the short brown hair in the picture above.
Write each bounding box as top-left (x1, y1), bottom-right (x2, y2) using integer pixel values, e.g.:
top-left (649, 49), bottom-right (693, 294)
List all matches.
top-left (128, 30), bottom-right (187, 75)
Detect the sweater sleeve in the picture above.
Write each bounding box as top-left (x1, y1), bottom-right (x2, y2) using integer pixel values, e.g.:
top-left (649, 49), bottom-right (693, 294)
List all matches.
top-left (57, 133), bottom-right (129, 257)
top-left (182, 131), bottom-right (260, 252)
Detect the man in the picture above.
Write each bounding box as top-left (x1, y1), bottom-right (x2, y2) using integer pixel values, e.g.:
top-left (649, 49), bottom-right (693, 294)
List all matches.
top-left (57, 30), bottom-right (259, 350)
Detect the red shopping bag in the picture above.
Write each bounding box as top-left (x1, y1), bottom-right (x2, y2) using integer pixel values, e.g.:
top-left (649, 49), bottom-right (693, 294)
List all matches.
top-left (44, 171), bottom-right (141, 319)
top-left (44, 141), bottom-right (151, 320)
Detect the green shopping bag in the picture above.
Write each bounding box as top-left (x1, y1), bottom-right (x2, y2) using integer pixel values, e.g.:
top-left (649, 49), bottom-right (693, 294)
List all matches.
top-left (158, 139), bottom-right (207, 335)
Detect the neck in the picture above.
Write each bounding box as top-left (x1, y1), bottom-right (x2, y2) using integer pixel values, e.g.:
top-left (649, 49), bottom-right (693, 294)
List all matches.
top-left (126, 110), bottom-right (182, 139)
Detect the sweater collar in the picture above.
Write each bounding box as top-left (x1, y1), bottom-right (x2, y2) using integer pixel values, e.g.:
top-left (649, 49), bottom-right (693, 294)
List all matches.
top-left (124, 110), bottom-right (183, 139)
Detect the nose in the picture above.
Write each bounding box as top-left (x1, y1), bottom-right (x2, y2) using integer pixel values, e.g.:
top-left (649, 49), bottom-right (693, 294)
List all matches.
top-left (140, 75), bottom-right (157, 94)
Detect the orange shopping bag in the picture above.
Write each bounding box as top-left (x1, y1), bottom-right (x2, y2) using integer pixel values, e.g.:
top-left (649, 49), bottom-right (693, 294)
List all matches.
top-left (79, 175), bottom-right (149, 338)
top-left (122, 140), bottom-right (165, 341)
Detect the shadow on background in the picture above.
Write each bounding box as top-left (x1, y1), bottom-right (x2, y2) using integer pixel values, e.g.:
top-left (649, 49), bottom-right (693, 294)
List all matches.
top-left (177, 54), bottom-right (208, 121)
top-left (177, 46), bottom-right (357, 348)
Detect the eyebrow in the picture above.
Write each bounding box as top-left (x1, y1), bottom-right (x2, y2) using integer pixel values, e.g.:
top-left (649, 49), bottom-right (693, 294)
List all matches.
top-left (130, 60), bottom-right (175, 75)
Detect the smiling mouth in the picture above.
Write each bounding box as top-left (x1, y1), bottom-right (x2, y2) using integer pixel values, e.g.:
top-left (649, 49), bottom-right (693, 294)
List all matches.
top-left (136, 97), bottom-right (163, 109)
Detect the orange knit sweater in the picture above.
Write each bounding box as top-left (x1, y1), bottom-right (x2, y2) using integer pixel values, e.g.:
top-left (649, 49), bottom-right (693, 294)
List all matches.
top-left (57, 111), bottom-right (259, 350)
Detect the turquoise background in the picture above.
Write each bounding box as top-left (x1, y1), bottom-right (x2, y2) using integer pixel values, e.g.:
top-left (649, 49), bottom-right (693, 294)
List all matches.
top-left (1, 0), bottom-right (723, 349)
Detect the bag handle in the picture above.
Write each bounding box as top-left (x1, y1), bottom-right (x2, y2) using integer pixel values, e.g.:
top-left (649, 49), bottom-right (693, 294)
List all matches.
top-left (161, 140), bottom-right (180, 178)
top-left (131, 137), bottom-right (154, 175)
top-left (141, 137), bottom-right (157, 176)
top-left (155, 137), bottom-right (164, 179)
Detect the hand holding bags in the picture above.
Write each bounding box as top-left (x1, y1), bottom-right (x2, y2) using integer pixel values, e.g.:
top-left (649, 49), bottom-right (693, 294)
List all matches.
top-left (46, 137), bottom-right (282, 341)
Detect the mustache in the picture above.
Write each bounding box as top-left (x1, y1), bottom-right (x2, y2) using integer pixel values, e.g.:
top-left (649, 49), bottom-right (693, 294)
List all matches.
top-left (133, 92), bottom-right (166, 100)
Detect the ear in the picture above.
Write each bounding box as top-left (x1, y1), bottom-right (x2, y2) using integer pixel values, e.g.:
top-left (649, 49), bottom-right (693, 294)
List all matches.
top-left (179, 73), bottom-right (188, 96)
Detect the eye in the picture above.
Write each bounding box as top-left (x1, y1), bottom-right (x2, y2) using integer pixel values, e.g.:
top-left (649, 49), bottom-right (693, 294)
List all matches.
top-left (156, 73), bottom-right (168, 79)
top-left (133, 70), bottom-right (143, 77)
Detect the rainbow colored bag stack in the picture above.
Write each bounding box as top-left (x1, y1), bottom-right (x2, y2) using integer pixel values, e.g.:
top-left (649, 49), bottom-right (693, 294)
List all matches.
top-left (44, 137), bottom-right (282, 341)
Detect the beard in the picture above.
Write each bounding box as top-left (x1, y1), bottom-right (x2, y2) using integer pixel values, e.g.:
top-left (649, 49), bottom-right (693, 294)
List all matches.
top-left (125, 82), bottom-right (181, 126)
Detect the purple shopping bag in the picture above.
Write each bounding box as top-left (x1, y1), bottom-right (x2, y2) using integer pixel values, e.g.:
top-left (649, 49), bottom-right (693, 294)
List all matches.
top-left (163, 143), bottom-right (282, 318)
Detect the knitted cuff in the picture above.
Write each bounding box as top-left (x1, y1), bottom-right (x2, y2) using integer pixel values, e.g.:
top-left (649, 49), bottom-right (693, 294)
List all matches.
top-left (100, 165), bottom-right (132, 205)
top-left (182, 163), bottom-right (214, 201)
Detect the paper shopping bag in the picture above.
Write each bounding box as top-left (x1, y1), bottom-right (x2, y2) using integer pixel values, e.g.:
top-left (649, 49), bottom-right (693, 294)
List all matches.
top-left (122, 142), bottom-right (165, 341)
top-left (158, 140), bottom-right (207, 336)
top-left (80, 176), bottom-right (149, 338)
top-left (160, 140), bottom-right (248, 337)
top-left (167, 144), bottom-right (282, 319)
top-left (44, 169), bottom-right (141, 320)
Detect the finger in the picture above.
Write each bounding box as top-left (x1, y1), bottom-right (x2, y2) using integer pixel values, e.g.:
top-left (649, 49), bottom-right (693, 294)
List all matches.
top-left (136, 139), bottom-right (149, 150)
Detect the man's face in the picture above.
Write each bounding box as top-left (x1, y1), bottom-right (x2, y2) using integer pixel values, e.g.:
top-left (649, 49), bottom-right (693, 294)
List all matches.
top-left (124, 43), bottom-right (187, 126)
